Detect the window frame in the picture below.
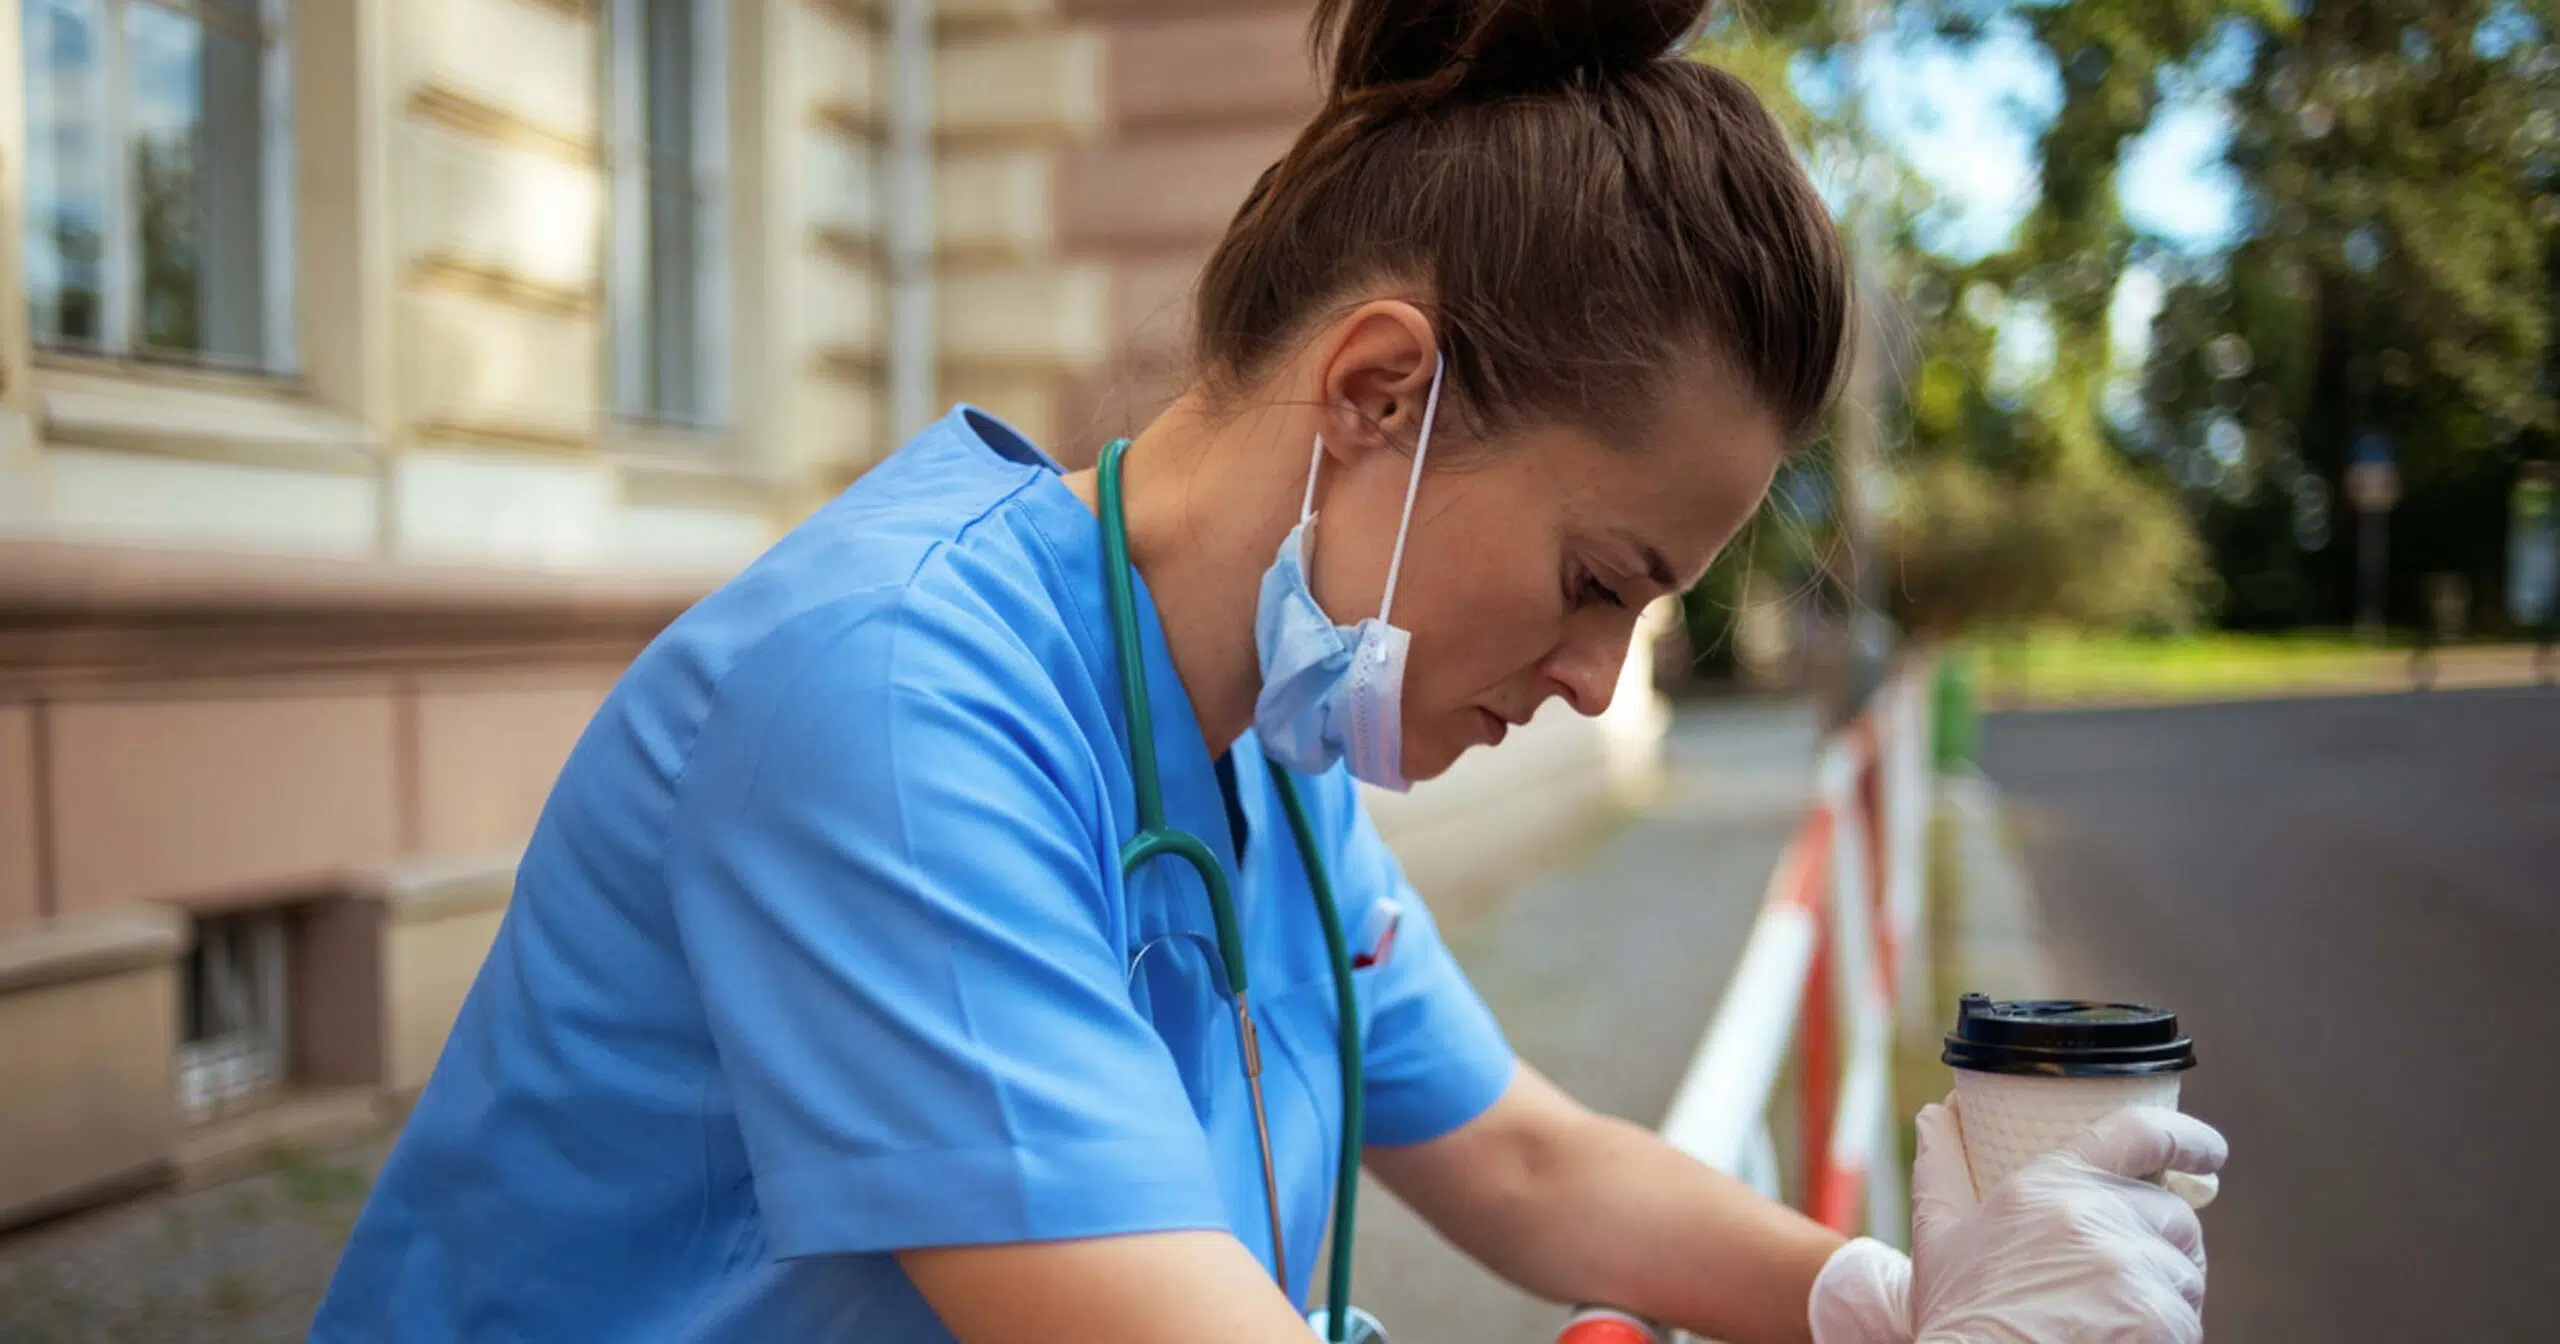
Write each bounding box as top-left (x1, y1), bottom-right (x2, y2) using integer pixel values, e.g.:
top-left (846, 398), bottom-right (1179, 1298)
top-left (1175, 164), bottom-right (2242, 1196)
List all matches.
top-left (20, 0), bottom-right (298, 375)
top-left (176, 906), bottom-right (292, 1123)
top-left (603, 0), bottom-right (732, 432)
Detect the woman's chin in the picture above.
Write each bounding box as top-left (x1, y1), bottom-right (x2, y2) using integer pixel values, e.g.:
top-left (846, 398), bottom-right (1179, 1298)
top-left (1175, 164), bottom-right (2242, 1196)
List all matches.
top-left (1398, 732), bottom-right (1467, 784)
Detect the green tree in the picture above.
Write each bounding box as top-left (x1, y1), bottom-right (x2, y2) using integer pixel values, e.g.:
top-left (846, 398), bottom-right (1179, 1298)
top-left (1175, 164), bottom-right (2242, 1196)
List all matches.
top-left (1688, 0), bottom-right (2260, 649)
top-left (1880, 246), bottom-right (2211, 637)
top-left (2141, 2), bottom-right (2559, 630)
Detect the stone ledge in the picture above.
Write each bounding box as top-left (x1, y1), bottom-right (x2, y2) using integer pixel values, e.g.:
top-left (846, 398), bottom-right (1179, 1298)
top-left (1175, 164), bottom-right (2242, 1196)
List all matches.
top-left (0, 907), bottom-right (187, 997)
top-left (33, 366), bottom-right (381, 478)
top-left (124, 856), bottom-right (517, 926)
top-left (171, 1086), bottom-right (388, 1191)
top-left (0, 1158), bottom-right (174, 1238)
top-left (619, 451), bottom-right (793, 514)
top-left (360, 855), bottom-right (519, 926)
top-left (0, 537), bottom-right (712, 620)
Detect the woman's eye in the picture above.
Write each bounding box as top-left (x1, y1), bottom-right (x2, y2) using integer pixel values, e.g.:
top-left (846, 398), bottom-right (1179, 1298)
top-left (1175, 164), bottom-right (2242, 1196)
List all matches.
top-left (1575, 572), bottom-right (1627, 611)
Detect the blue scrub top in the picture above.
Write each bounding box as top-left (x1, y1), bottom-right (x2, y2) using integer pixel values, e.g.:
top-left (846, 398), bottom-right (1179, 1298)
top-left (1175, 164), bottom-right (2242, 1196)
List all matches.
top-left (313, 407), bottom-right (1516, 1341)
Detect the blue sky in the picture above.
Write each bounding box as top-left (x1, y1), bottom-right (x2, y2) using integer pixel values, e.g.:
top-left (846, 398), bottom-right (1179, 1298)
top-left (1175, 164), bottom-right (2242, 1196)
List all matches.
top-left (1843, 14), bottom-right (2248, 261)
top-left (1825, 13), bottom-right (2251, 383)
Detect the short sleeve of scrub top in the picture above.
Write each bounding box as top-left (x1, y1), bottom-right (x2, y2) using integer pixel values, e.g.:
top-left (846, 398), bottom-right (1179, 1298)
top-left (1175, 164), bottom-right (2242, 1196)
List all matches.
top-left (666, 585), bottom-right (1229, 1257)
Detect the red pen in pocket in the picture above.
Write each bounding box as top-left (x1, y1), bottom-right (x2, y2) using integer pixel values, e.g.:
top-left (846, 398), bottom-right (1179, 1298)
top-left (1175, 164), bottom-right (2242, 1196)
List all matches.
top-left (1351, 897), bottom-right (1402, 970)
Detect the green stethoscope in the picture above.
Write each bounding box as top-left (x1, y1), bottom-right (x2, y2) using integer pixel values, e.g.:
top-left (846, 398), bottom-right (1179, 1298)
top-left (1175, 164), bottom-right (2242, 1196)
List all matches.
top-left (1099, 437), bottom-right (1369, 1341)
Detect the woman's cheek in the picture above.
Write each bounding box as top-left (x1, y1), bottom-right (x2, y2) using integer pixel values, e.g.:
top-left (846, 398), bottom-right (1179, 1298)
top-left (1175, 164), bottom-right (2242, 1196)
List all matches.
top-left (1433, 597), bottom-right (1561, 698)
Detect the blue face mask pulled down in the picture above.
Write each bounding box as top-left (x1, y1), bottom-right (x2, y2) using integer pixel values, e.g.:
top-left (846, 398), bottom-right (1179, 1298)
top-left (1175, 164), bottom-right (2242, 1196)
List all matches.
top-left (1251, 358), bottom-right (1445, 792)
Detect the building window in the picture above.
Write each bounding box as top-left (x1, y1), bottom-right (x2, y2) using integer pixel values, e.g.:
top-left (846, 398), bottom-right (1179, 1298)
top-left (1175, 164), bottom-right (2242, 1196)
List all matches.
top-left (178, 908), bottom-right (291, 1122)
top-left (19, 0), bottom-right (295, 372)
top-left (606, 0), bottom-right (729, 429)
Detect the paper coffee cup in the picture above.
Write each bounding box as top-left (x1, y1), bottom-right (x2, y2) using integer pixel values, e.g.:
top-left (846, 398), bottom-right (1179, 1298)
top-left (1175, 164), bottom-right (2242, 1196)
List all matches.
top-left (1942, 994), bottom-right (2198, 1202)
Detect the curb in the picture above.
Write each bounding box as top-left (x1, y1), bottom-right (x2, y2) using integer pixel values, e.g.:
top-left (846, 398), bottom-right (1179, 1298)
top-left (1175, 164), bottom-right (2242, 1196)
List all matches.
top-left (1932, 766), bottom-right (2058, 1002)
top-left (1895, 765), bottom-right (2057, 1159)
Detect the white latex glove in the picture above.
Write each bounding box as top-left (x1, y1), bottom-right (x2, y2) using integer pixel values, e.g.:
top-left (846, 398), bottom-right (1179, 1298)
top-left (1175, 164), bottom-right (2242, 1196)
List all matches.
top-left (1807, 1236), bottom-right (1913, 1344)
top-left (1807, 1098), bottom-right (2228, 1344)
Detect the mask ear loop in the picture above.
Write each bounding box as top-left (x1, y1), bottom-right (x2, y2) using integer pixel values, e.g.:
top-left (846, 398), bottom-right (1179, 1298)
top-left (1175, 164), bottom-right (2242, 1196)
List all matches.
top-left (1375, 356), bottom-right (1445, 629)
top-left (1301, 434), bottom-right (1326, 524)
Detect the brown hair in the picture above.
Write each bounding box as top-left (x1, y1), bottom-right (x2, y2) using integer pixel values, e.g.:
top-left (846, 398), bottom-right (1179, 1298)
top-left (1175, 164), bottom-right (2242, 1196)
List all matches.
top-left (1192, 0), bottom-right (1849, 444)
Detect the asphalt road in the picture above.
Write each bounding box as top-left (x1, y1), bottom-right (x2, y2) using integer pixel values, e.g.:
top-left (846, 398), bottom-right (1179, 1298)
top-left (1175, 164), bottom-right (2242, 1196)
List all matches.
top-left (1985, 688), bottom-right (2560, 1343)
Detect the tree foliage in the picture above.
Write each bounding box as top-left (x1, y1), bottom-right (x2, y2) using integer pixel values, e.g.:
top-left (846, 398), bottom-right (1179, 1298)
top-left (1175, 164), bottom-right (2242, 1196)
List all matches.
top-left (1700, 0), bottom-right (2560, 643)
top-left (1847, 0), bottom-right (2256, 637)
top-left (2138, 2), bottom-right (2560, 629)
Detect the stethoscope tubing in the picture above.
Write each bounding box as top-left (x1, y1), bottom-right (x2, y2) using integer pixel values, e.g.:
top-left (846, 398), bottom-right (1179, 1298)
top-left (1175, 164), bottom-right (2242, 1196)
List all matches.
top-left (1098, 438), bottom-right (1364, 1340)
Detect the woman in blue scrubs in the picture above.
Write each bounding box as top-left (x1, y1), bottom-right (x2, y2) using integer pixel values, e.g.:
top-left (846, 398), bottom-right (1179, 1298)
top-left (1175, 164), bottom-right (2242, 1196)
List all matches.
top-left (317, 0), bottom-right (2226, 1338)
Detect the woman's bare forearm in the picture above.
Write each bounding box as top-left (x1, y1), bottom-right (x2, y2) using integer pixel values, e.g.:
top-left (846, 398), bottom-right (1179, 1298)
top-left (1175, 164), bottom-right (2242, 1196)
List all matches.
top-left (901, 1230), bottom-right (1317, 1343)
top-left (1529, 1109), bottom-right (1843, 1342)
top-left (1369, 1065), bottom-right (1843, 1343)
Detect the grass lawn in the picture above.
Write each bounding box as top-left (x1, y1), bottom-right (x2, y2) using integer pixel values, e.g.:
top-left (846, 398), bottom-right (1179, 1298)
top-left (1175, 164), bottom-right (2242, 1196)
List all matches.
top-left (1961, 629), bottom-right (2478, 707)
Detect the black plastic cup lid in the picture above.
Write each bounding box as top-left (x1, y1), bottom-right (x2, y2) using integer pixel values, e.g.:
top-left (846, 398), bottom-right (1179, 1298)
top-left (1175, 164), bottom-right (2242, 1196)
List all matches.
top-left (1942, 993), bottom-right (2196, 1077)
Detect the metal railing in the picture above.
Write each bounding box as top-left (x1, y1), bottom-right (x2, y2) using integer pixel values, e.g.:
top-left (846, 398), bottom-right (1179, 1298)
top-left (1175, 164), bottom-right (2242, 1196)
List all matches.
top-left (1556, 661), bottom-right (1938, 1343)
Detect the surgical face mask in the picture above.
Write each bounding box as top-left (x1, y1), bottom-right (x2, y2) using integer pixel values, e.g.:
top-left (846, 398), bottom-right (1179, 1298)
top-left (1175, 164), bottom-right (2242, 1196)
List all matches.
top-left (1251, 358), bottom-right (1444, 791)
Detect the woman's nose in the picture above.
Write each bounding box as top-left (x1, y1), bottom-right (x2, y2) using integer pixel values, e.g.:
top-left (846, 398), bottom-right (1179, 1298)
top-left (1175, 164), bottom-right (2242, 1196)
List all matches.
top-left (1544, 623), bottom-right (1635, 717)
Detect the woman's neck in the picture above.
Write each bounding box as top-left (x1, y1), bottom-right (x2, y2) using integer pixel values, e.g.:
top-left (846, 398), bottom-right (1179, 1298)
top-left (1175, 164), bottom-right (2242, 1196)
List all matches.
top-left (1064, 394), bottom-right (1307, 757)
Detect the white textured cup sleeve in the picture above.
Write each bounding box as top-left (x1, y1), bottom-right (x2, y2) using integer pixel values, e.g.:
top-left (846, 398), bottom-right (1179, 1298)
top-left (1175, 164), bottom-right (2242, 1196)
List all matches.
top-left (1808, 1237), bottom-right (1915, 1344)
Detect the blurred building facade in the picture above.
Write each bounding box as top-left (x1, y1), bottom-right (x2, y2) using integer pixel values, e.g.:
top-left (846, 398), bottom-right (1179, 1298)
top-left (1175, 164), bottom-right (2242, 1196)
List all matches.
top-left (0, 0), bottom-right (1666, 1227)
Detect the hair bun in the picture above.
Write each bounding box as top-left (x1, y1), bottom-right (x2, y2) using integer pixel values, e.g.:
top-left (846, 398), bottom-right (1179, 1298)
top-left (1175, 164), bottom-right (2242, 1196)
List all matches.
top-left (1315, 0), bottom-right (1713, 107)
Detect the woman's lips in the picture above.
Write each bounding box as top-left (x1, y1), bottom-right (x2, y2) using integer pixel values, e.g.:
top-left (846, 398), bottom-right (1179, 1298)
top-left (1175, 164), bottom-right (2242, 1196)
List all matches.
top-left (1477, 707), bottom-right (1509, 746)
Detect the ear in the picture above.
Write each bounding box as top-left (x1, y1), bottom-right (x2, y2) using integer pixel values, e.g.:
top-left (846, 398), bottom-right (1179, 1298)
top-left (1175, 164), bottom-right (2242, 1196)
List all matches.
top-left (1317, 300), bottom-right (1440, 469)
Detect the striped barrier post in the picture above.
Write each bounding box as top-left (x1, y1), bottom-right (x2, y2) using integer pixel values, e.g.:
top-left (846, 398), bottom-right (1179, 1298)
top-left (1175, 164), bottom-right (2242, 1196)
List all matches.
top-left (1557, 659), bottom-right (1937, 1343)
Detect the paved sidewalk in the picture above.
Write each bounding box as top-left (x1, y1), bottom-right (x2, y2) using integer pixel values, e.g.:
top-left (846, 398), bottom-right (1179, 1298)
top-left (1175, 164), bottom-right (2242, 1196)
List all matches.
top-left (1352, 699), bottom-right (1820, 1344)
top-left (0, 699), bottom-right (1819, 1344)
top-left (0, 1140), bottom-right (390, 1344)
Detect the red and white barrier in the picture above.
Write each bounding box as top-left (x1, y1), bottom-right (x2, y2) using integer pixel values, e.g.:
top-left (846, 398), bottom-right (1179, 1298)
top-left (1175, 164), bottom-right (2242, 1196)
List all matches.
top-left (1559, 663), bottom-right (1937, 1343)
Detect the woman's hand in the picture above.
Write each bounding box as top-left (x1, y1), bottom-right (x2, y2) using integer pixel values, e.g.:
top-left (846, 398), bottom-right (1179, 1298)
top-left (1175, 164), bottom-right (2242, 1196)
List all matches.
top-left (1808, 1100), bottom-right (2229, 1344)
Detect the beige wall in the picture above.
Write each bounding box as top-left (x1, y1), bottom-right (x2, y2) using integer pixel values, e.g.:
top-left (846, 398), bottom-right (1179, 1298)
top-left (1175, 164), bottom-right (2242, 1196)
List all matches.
top-left (47, 687), bottom-right (403, 915)
top-left (9, 668), bottom-right (618, 920)
top-left (386, 902), bottom-right (509, 1093)
top-left (0, 540), bottom-right (659, 1226)
top-left (285, 862), bottom-right (512, 1100)
top-left (0, 0), bottom-right (1673, 1231)
top-left (940, 0), bottom-right (1325, 459)
top-left (414, 678), bottom-right (610, 856)
top-left (0, 0), bottom-right (1322, 547)
top-left (0, 0), bottom-right (800, 571)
